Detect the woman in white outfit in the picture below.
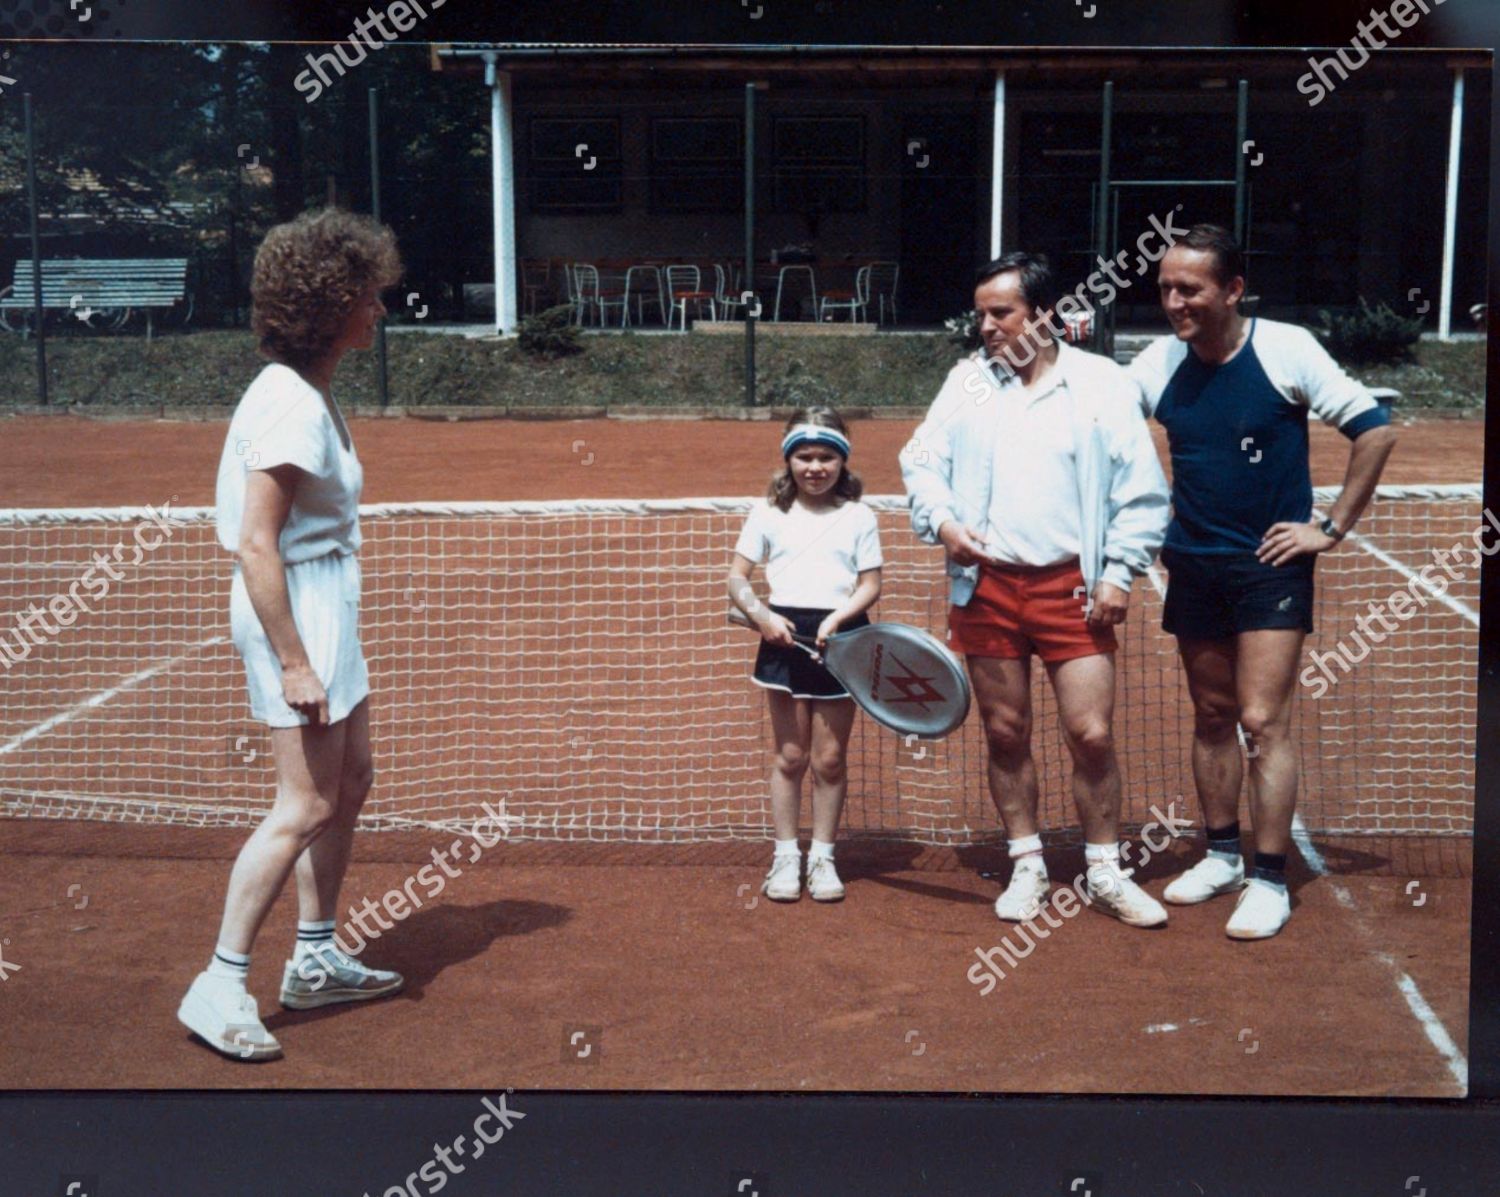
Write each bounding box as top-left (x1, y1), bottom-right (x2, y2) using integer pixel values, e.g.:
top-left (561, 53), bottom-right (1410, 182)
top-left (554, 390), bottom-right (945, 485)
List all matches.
top-left (178, 208), bottom-right (403, 1061)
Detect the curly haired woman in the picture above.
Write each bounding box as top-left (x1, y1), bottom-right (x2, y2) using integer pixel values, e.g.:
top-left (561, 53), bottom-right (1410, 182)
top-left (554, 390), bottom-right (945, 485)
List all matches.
top-left (178, 208), bottom-right (404, 1061)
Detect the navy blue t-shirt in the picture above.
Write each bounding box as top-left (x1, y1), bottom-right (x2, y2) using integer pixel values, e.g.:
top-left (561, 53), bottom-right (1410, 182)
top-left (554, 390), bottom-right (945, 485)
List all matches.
top-left (1154, 321), bottom-right (1380, 554)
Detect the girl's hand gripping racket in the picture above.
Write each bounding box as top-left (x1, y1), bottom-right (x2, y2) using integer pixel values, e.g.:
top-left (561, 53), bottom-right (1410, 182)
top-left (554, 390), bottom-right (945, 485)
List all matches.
top-left (729, 607), bottom-right (971, 738)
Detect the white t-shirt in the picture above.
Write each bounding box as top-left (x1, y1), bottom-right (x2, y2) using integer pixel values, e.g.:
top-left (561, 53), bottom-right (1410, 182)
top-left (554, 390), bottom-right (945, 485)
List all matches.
top-left (215, 363), bottom-right (363, 564)
top-left (734, 498), bottom-right (883, 609)
top-left (984, 366), bottom-right (1082, 567)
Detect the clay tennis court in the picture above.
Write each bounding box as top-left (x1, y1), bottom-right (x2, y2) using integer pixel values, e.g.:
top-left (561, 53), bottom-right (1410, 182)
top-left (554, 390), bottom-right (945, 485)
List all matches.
top-left (0, 412), bottom-right (1476, 1094)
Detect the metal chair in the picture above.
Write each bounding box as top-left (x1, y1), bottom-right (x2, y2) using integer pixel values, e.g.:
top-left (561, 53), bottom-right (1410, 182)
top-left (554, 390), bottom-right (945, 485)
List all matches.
top-left (573, 264), bottom-right (628, 327)
top-left (521, 259), bottom-right (553, 316)
top-left (818, 265), bottom-right (870, 323)
top-left (714, 263), bottom-right (749, 320)
top-left (624, 265), bottom-right (666, 327)
top-left (562, 262), bottom-right (585, 325)
top-left (866, 261), bottom-right (900, 326)
top-left (665, 265), bottom-right (716, 330)
top-left (772, 264), bottom-right (818, 322)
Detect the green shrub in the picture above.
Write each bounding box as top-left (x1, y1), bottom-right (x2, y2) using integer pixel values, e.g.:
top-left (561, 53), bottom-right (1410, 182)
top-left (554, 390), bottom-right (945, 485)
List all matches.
top-left (944, 309), bottom-right (982, 352)
top-left (1314, 298), bottom-right (1423, 367)
top-left (760, 357), bottom-right (840, 409)
top-left (517, 304), bottom-right (584, 359)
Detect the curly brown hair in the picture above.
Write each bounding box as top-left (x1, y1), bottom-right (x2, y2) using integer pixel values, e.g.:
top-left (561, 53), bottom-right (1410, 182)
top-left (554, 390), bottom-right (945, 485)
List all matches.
top-left (250, 207), bottom-right (403, 370)
top-left (767, 406), bottom-right (863, 512)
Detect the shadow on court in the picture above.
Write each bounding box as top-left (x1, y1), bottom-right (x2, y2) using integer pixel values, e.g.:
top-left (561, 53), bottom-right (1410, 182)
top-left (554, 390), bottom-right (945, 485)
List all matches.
top-left (264, 897), bottom-right (570, 1030)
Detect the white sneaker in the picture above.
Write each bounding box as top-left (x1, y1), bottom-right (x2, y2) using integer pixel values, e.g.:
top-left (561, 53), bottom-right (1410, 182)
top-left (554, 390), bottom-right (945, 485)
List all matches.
top-left (178, 971), bottom-right (282, 1061)
top-left (1225, 878), bottom-right (1291, 940)
top-left (1163, 855), bottom-right (1247, 905)
top-left (280, 944), bottom-right (404, 1010)
top-left (1086, 860), bottom-right (1169, 928)
top-left (994, 866), bottom-right (1051, 922)
top-left (762, 853), bottom-right (802, 902)
top-left (806, 856), bottom-right (846, 902)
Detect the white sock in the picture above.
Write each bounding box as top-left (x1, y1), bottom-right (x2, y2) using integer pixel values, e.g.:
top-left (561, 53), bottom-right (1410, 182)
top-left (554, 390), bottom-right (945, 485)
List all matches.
top-left (773, 837), bottom-right (801, 859)
top-left (207, 945), bottom-right (250, 988)
top-left (294, 919), bottom-right (337, 961)
top-left (1008, 834), bottom-right (1046, 876)
top-left (1085, 841), bottom-right (1122, 866)
top-left (808, 839), bottom-right (835, 861)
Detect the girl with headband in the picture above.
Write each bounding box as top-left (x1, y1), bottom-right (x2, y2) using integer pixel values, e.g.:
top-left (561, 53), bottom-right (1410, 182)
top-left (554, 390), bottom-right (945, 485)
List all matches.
top-left (727, 406), bottom-right (883, 903)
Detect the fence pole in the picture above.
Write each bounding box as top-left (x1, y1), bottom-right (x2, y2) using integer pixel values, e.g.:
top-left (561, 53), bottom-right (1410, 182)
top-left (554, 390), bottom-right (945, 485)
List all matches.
top-left (369, 86), bottom-right (389, 408)
top-left (744, 82), bottom-right (757, 407)
top-left (24, 92), bottom-right (47, 406)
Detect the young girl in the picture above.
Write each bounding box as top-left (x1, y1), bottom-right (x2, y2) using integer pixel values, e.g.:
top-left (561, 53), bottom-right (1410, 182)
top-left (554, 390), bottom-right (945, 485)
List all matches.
top-left (727, 407), bottom-right (883, 902)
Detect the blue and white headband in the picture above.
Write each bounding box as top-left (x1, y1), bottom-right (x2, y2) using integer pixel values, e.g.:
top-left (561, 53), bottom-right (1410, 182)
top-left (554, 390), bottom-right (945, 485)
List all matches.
top-left (781, 424), bottom-right (851, 460)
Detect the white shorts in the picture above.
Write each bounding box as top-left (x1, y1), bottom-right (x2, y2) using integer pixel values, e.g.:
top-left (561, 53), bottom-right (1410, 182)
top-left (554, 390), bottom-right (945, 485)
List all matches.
top-left (230, 550), bottom-right (370, 728)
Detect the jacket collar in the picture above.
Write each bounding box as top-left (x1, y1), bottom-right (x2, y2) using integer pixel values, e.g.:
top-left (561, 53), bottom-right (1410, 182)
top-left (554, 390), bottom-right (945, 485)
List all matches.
top-left (976, 337), bottom-right (1077, 399)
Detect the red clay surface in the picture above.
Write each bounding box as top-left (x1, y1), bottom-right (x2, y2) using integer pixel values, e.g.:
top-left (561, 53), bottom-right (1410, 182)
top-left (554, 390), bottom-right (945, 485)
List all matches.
top-left (0, 823), bottom-right (1471, 1094)
top-left (0, 411), bottom-right (1484, 506)
top-left (0, 412), bottom-right (1477, 1094)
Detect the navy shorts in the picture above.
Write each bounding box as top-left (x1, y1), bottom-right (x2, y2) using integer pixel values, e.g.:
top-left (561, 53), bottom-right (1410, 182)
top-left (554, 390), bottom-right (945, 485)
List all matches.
top-left (752, 605), bottom-right (870, 700)
top-left (1160, 546), bottom-right (1315, 641)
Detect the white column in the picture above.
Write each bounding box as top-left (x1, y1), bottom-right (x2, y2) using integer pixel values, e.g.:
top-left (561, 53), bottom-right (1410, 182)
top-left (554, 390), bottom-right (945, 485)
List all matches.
top-left (488, 57), bottom-right (518, 335)
top-left (1438, 67), bottom-right (1464, 340)
top-left (989, 71), bottom-right (1006, 259)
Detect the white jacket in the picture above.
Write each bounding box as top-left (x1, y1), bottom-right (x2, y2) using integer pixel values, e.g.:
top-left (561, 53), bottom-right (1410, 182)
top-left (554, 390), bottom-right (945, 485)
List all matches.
top-left (900, 341), bottom-right (1170, 608)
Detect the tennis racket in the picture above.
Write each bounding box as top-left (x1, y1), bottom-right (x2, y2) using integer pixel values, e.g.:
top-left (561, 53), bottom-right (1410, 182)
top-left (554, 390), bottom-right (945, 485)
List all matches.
top-left (729, 607), bottom-right (971, 738)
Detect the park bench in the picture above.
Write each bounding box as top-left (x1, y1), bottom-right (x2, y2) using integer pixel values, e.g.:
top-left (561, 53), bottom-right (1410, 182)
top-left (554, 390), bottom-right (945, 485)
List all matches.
top-left (0, 257), bottom-right (190, 341)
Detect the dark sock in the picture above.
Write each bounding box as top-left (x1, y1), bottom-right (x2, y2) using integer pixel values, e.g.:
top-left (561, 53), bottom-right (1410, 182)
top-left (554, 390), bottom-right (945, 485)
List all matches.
top-left (1252, 851), bottom-right (1288, 888)
top-left (1206, 821), bottom-right (1241, 857)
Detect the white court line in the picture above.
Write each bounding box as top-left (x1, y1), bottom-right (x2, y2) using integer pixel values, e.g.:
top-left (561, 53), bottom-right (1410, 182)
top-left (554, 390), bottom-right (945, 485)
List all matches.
top-left (1146, 549), bottom-right (1467, 1089)
top-left (1312, 506), bottom-right (1480, 627)
top-left (0, 636), bottom-right (226, 757)
top-left (1291, 813), bottom-right (1468, 1092)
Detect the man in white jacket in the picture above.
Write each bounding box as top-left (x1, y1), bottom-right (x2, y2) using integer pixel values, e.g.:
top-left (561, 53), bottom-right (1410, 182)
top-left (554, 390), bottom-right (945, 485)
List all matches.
top-left (901, 252), bottom-right (1171, 928)
top-left (1129, 225), bottom-right (1397, 940)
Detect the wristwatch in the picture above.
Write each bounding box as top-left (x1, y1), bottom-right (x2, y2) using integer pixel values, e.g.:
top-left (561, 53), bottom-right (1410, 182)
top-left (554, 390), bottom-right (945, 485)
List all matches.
top-left (1318, 516), bottom-right (1345, 542)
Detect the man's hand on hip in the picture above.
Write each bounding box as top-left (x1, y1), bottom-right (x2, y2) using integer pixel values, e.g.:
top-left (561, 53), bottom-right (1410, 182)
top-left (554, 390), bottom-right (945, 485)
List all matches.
top-left (1088, 581), bottom-right (1130, 627)
top-left (938, 520), bottom-right (995, 567)
top-left (1257, 520), bottom-right (1336, 566)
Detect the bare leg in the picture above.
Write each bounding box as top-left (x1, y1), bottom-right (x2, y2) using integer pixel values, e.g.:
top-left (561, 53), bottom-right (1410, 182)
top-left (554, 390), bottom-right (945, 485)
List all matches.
top-left (808, 697), bottom-right (857, 843)
top-left (1234, 629), bottom-right (1306, 857)
top-left (214, 717), bottom-right (349, 955)
top-left (1178, 638), bottom-right (1243, 832)
top-left (765, 691), bottom-right (812, 842)
top-left (967, 656), bottom-right (1038, 838)
top-left (294, 699), bottom-right (373, 923)
top-left (1045, 652), bottom-right (1120, 844)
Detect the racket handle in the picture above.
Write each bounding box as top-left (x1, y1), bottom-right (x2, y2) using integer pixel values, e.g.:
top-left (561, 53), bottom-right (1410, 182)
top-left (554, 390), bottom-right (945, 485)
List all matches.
top-left (727, 605), bottom-right (819, 648)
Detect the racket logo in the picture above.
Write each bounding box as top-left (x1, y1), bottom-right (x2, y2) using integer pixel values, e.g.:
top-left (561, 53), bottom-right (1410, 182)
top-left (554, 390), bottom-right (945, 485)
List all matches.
top-left (869, 644), bottom-right (946, 712)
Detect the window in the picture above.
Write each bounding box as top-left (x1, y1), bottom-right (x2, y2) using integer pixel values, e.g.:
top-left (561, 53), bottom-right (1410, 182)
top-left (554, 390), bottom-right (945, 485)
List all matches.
top-left (650, 117), bottom-right (743, 213)
top-left (771, 115), bottom-right (865, 213)
top-left (527, 116), bottom-right (623, 213)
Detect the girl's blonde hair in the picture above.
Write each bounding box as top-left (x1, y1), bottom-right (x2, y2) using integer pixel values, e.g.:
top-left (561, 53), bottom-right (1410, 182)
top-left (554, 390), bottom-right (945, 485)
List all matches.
top-left (767, 406), bottom-right (863, 512)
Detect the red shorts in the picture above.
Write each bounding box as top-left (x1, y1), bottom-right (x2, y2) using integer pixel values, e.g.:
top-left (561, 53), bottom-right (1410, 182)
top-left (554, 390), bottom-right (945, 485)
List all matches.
top-left (947, 559), bottom-right (1117, 662)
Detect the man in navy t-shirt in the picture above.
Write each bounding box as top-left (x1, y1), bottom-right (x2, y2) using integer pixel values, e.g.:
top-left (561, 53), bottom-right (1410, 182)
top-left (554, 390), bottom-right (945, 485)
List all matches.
top-left (1129, 224), bottom-right (1396, 940)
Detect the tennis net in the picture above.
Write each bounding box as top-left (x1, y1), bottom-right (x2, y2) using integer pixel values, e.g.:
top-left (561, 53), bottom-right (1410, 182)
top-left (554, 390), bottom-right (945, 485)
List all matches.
top-left (0, 486), bottom-right (1480, 842)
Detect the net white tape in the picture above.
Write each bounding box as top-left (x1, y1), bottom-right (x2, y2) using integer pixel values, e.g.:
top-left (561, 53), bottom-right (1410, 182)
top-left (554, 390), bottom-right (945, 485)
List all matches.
top-left (0, 486), bottom-right (1479, 842)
